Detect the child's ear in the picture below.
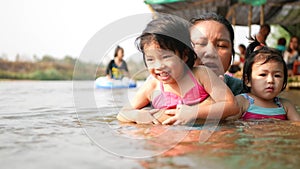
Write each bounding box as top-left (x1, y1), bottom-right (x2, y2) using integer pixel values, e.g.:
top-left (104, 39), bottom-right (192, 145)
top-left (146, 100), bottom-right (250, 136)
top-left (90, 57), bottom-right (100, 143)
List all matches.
top-left (183, 55), bottom-right (188, 62)
top-left (183, 49), bottom-right (189, 62)
top-left (244, 75), bottom-right (251, 87)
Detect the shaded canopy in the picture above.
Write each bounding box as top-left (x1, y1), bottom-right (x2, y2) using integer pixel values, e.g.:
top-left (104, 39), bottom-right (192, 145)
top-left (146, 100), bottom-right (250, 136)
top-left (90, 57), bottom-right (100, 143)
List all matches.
top-left (145, 0), bottom-right (300, 37)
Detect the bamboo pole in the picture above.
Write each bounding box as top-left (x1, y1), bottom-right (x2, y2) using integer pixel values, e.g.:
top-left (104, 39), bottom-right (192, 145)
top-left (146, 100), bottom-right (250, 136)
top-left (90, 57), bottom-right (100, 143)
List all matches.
top-left (147, 4), bottom-right (157, 19)
top-left (232, 6), bottom-right (236, 26)
top-left (260, 5), bottom-right (264, 25)
top-left (248, 5), bottom-right (253, 38)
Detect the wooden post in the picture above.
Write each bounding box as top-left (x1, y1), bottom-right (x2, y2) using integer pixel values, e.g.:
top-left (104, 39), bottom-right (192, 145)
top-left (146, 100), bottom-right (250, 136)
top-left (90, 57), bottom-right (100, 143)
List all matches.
top-left (248, 5), bottom-right (253, 38)
top-left (260, 5), bottom-right (264, 25)
top-left (232, 6), bottom-right (236, 26)
top-left (147, 4), bottom-right (157, 19)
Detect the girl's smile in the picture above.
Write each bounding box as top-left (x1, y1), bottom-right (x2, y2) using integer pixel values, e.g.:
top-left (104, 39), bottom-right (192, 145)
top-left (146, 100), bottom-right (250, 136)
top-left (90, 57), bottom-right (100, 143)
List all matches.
top-left (155, 71), bottom-right (171, 81)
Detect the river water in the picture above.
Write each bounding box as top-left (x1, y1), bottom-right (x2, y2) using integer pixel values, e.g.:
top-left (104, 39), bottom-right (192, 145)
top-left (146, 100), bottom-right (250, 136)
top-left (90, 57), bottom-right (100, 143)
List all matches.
top-left (1, 80), bottom-right (300, 169)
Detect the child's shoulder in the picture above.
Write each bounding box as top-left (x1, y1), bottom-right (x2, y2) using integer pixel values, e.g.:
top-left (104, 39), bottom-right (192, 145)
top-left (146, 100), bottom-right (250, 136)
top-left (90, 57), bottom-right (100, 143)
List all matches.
top-left (143, 76), bottom-right (160, 91)
top-left (193, 65), bottom-right (209, 70)
top-left (192, 65), bottom-right (212, 75)
top-left (192, 65), bottom-right (221, 82)
top-left (278, 97), bottom-right (295, 107)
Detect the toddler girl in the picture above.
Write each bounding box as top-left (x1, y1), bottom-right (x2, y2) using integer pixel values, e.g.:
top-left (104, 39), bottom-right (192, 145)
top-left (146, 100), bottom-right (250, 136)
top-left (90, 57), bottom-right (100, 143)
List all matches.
top-left (231, 42), bottom-right (300, 121)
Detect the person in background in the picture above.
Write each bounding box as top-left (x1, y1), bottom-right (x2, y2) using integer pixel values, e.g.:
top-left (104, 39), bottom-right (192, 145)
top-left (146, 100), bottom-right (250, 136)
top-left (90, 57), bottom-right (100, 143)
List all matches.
top-left (284, 36), bottom-right (299, 76)
top-left (228, 41), bottom-right (300, 121)
top-left (190, 12), bottom-right (243, 95)
top-left (255, 24), bottom-right (271, 46)
top-left (117, 14), bottom-right (239, 125)
top-left (236, 44), bottom-right (246, 68)
top-left (105, 45), bottom-right (129, 80)
top-left (228, 44), bottom-right (246, 77)
top-left (276, 37), bottom-right (287, 54)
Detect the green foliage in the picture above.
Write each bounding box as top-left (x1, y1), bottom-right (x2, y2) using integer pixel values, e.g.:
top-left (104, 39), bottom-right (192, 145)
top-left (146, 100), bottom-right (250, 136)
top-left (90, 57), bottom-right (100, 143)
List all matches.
top-left (41, 55), bottom-right (56, 62)
top-left (30, 69), bottom-right (66, 80)
top-left (0, 56), bottom-right (98, 80)
top-left (268, 25), bottom-right (291, 48)
top-left (0, 54), bottom-right (149, 81)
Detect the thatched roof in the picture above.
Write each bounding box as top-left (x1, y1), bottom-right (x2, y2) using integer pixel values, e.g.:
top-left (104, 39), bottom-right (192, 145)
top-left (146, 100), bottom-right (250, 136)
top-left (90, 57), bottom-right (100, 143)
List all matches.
top-left (146, 0), bottom-right (300, 37)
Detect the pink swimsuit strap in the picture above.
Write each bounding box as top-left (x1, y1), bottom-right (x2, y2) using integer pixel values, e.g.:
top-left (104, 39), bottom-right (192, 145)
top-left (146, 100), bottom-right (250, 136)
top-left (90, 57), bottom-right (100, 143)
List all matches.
top-left (151, 71), bottom-right (209, 109)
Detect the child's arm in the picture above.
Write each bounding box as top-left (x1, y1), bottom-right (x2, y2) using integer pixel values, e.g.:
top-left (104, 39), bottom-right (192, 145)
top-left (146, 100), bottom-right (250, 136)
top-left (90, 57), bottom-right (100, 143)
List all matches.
top-left (162, 66), bottom-right (240, 125)
top-left (226, 95), bottom-right (247, 120)
top-left (281, 98), bottom-right (300, 121)
top-left (116, 78), bottom-right (161, 124)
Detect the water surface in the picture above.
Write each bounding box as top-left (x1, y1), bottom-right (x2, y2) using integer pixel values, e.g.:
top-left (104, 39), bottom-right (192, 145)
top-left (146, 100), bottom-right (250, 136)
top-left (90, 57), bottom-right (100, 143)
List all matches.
top-left (1, 81), bottom-right (300, 169)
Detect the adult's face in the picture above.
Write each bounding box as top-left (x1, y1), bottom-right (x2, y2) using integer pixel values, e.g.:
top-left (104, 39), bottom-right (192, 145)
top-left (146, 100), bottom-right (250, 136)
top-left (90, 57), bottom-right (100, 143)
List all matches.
top-left (190, 20), bottom-right (232, 76)
top-left (290, 37), bottom-right (299, 50)
top-left (116, 49), bottom-right (124, 59)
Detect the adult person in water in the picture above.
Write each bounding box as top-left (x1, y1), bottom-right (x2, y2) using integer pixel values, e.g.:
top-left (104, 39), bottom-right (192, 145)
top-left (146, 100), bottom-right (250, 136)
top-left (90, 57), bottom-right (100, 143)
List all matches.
top-left (190, 12), bottom-right (243, 95)
top-left (117, 14), bottom-right (239, 125)
top-left (105, 45), bottom-right (130, 80)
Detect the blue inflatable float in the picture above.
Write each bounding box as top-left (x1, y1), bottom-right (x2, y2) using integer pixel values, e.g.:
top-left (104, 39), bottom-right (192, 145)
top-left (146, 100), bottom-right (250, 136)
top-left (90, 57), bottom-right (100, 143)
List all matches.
top-left (95, 76), bottom-right (137, 89)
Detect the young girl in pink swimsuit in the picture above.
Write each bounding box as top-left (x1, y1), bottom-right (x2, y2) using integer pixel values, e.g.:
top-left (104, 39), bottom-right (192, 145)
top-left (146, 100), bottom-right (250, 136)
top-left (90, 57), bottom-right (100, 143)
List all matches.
top-left (117, 14), bottom-right (239, 125)
top-left (229, 41), bottom-right (300, 121)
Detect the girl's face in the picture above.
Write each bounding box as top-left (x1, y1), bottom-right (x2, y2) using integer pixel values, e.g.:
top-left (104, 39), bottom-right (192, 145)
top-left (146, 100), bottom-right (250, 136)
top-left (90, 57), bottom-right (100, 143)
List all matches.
top-left (143, 41), bottom-right (187, 84)
top-left (247, 60), bottom-right (284, 100)
top-left (190, 20), bottom-right (232, 76)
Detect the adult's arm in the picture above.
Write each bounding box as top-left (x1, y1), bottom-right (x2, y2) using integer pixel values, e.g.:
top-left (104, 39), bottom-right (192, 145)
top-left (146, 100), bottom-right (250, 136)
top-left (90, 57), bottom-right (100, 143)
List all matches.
top-left (105, 60), bottom-right (114, 76)
top-left (162, 66), bottom-right (240, 125)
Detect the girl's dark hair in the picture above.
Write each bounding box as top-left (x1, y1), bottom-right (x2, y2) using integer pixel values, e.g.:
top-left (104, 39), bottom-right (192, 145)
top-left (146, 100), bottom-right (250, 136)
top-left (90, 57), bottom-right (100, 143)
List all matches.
top-left (114, 45), bottom-right (124, 57)
top-left (242, 42), bottom-right (288, 92)
top-left (245, 37), bottom-right (261, 60)
top-left (190, 12), bottom-right (235, 59)
top-left (135, 14), bottom-right (197, 69)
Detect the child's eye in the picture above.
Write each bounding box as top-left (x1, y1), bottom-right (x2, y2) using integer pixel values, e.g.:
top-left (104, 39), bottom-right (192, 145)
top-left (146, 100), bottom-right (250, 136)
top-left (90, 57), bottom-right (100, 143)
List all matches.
top-left (275, 74), bottom-right (282, 78)
top-left (146, 58), bottom-right (153, 62)
top-left (259, 73), bottom-right (267, 76)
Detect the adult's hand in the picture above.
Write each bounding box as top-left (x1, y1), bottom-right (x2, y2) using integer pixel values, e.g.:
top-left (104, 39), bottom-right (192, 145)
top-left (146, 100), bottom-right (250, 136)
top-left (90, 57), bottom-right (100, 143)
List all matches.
top-left (219, 74), bottom-right (224, 81)
top-left (117, 107), bottom-right (161, 124)
top-left (162, 104), bottom-right (198, 125)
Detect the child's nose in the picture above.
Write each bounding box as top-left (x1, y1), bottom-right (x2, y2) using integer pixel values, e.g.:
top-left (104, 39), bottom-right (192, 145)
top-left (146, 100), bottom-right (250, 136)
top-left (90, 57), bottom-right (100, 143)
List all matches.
top-left (152, 60), bottom-right (165, 69)
top-left (267, 74), bottom-right (274, 83)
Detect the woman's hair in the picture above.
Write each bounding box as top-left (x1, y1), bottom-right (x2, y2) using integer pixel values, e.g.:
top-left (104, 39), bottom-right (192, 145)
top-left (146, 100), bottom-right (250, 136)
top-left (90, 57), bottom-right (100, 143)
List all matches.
top-left (190, 12), bottom-right (235, 59)
top-left (114, 45), bottom-right (124, 57)
top-left (135, 14), bottom-right (197, 69)
top-left (242, 42), bottom-right (288, 92)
